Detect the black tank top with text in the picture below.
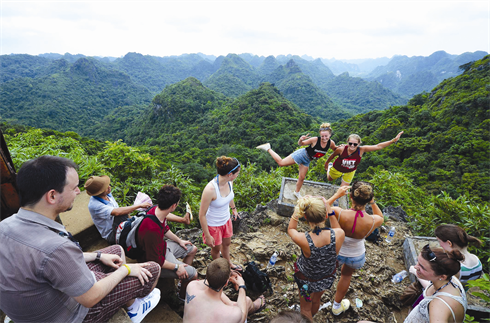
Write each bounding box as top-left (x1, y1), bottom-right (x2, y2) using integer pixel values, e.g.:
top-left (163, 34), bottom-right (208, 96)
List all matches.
top-left (305, 137), bottom-right (331, 160)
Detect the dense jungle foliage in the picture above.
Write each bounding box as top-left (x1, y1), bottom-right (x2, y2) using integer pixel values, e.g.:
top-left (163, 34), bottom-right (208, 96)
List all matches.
top-left (2, 55), bottom-right (489, 274)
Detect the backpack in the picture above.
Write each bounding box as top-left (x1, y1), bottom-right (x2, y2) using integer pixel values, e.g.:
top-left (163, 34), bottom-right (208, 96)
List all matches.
top-left (115, 206), bottom-right (162, 259)
top-left (365, 228), bottom-right (382, 244)
top-left (242, 261), bottom-right (273, 295)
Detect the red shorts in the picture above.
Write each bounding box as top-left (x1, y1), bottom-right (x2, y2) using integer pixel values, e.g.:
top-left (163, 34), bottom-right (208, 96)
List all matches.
top-left (203, 218), bottom-right (233, 246)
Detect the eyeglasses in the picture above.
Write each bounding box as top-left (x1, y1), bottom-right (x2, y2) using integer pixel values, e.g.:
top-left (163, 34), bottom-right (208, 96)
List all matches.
top-left (423, 244), bottom-right (437, 262)
top-left (348, 142), bottom-right (359, 147)
top-left (228, 158), bottom-right (241, 174)
top-left (203, 278), bottom-right (226, 292)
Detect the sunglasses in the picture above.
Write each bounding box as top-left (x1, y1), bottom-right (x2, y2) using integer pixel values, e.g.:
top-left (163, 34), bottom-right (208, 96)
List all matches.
top-left (423, 244), bottom-right (437, 262)
top-left (203, 278), bottom-right (226, 292)
top-left (348, 142), bottom-right (359, 147)
top-left (319, 127), bottom-right (331, 131)
top-left (228, 158), bottom-right (241, 174)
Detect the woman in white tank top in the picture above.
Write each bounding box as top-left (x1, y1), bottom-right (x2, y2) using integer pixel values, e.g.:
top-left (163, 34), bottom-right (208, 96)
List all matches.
top-left (199, 156), bottom-right (242, 271)
top-left (359, 245), bottom-right (467, 323)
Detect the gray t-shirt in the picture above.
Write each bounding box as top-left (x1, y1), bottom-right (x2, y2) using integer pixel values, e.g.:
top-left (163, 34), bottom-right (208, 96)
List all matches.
top-left (0, 209), bottom-right (96, 322)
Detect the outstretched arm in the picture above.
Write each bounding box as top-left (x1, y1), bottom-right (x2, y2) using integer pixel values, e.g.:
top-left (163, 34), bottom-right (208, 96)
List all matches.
top-left (111, 202), bottom-right (152, 216)
top-left (360, 131), bottom-right (404, 153)
top-left (325, 147), bottom-right (342, 170)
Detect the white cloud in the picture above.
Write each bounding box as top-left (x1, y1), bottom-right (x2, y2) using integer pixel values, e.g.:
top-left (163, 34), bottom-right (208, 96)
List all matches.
top-left (1, 0), bottom-right (488, 59)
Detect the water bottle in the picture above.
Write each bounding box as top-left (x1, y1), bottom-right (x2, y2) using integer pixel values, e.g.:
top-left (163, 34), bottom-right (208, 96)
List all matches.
top-left (385, 226), bottom-right (396, 243)
top-left (267, 251), bottom-right (278, 268)
top-left (392, 270), bottom-right (408, 283)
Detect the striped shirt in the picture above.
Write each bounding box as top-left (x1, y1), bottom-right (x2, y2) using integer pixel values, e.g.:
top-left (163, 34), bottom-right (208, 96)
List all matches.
top-left (460, 259), bottom-right (483, 283)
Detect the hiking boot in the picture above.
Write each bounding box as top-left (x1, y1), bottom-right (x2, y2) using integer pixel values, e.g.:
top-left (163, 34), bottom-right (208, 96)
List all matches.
top-left (293, 191), bottom-right (302, 199)
top-left (332, 299), bottom-right (350, 316)
top-left (127, 288), bottom-right (161, 323)
top-left (256, 143), bottom-right (271, 151)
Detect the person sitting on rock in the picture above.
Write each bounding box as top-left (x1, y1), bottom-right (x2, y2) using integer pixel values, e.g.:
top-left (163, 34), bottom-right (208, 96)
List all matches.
top-left (0, 156), bottom-right (161, 323)
top-left (330, 181), bottom-right (384, 316)
top-left (287, 189), bottom-right (346, 321)
top-left (85, 175), bottom-right (152, 244)
top-left (86, 175), bottom-right (192, 245)
top-left (183, 258), bottom-right (266, 323)
top-left (136, 185), bottom-right (198, 301)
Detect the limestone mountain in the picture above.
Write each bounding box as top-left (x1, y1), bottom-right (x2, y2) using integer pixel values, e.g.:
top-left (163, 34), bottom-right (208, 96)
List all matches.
top-left (332, 55), bottom-right (490, 202)
top-left (261, 60), bottom-right (351, 121)
top-left (320, 72), bottom-right (408, 114)
top-left (0, 57), bottom-right (152, 135)
top-left (203, 54), bottom-right (260, 97)
top-left (367, 50), bottom-right (488, 97)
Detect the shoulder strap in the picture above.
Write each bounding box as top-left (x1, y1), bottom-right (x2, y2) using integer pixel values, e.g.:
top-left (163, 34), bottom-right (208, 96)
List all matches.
top-left (362, 213), bottom-right (376, 239)
top-left (432, 296), bottom-right (457, 322)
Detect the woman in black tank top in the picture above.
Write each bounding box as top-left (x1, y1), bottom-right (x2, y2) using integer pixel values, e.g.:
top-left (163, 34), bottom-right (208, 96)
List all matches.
top-left (256, 123), bottom-right (339, 199)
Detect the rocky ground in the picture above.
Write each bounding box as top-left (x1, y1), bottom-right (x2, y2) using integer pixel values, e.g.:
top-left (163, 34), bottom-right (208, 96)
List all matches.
top-left (171, 200), bottom-right (414, 323)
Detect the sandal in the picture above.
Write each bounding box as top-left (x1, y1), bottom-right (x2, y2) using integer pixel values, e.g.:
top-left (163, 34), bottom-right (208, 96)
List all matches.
top-left (252, 295), bottom-right (266, 314)
top-left (231, 264), bottom-right (243, 272)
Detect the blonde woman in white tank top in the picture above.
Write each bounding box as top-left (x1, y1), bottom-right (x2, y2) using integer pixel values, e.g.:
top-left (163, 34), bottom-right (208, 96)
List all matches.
top-left (199, 156), bottom-right (242, 271)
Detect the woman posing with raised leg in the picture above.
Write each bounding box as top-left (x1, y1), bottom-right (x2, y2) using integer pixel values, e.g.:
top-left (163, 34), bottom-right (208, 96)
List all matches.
top-left (257, 123), bottom-right (339, 199)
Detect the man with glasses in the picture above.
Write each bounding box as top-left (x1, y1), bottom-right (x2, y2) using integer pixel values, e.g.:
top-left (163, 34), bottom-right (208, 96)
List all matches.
top-left (325, 131), bottom-right (404, 187)
top-left (0, 156), bottom-right (161, 323)
top-left (183, 258), bottom-right (266, 323)
top-left (136, 185), bottom-right (198, 301)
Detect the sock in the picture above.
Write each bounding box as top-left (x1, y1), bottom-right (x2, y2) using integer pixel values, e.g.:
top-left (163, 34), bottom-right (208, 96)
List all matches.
top-left (127, 298), bottom-right (142, 312)
top-left (333, 301), bottom-right (341, 309)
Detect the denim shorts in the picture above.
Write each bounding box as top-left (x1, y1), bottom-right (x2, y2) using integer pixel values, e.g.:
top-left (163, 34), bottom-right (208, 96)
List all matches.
top-left (291, 148), bottom-right (311, 167)
top-left (337, 253), bottom-right (366, 270)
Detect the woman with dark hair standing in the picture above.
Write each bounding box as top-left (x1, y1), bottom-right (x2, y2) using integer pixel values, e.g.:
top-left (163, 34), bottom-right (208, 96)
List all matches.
top-left (287, 188), bottom-right (346, 320)
top-left (329, 181), bottom-right (384, 316)
top-left (256, 123), bottom-right (339, 199)
top-left (199, 156), bottom-right (242, 271)
top-left (360, 246), bottom-right (467, 323)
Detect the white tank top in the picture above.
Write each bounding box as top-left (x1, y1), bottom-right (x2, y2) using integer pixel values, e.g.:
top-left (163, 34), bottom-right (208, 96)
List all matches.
top-left (206, 177), bottom-right (234, 227)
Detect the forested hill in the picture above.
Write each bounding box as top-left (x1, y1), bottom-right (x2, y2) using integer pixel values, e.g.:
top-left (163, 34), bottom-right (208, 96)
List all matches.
top-left (0, 57), bottom-right (152, 135)
top-left (331, 55), bottom-right (490, 203)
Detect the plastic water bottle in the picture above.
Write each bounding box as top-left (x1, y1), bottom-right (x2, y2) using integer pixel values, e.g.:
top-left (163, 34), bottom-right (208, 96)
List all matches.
top-left (392, 270), bottom-right (408, 283)
top-left (267, 251), bottom-right (278, 268)
top-left (385, 226), bottom-right (396, 243)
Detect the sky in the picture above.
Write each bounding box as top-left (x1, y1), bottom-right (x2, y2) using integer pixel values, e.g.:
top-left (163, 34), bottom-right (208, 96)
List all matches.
top-left (1, 0), bottom-right (488, 60)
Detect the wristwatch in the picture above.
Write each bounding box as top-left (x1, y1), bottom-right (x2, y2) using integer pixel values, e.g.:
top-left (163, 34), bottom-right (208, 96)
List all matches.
top-left (238, 285), bottom-right (247, 291)
top-left (95, 251), bottom-right (101, 261)
top-left (173, 264), bottom-right (179, 272)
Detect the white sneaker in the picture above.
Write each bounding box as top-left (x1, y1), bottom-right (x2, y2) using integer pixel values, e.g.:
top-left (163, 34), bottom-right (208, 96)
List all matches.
top-left (332, 299), bottom-right (350, 316)
top-left (293, 191), bottom-right (302, 199)
top-left (327, 162), bottom-right (333, 174)
top-left (127, 288), bottom-right (161, 323)
top-left (256, 143), bottom-right (271, 151)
